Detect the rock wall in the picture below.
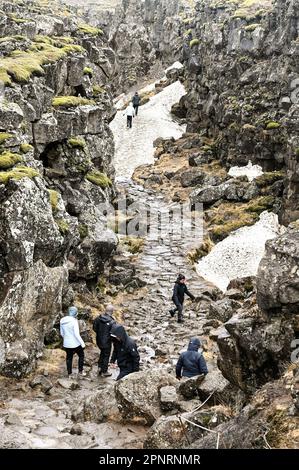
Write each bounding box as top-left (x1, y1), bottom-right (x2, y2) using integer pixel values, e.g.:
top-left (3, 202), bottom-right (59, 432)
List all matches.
top-left (0, 0), bottom-right (118, 377)
top-left (180, 0), bottom-right (299, 223)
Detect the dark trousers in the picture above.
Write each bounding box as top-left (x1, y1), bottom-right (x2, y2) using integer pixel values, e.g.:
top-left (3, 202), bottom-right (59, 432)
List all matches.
top-left (133, 104), bottom-right (139, 116)
top-left (116, 367), bottom-right (133, 381)
top-left (98, 346), bottom-right (111, 373)
top-left (65, 346), bottom-right (84, 375)
top-left (127, 116), bottom-right (133, 128)
top-left (172, 302), bottom-right (184, 321)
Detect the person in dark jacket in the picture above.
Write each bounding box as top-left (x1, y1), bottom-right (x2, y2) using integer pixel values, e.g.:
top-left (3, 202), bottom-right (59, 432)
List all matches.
top-left (110, 323), bottom-right (140, 381)
top-left (169, 274), bottom-right (195, 323)
top-left (132, 92), bottom-right (141, 116)
top-left (93, 305), bottom-right (116, 377)
top-left (176, 338), bottom-right (208, 379)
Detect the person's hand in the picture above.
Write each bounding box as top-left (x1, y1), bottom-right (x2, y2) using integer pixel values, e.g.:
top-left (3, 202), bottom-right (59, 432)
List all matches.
top-left (110, 363), bottom-right (117, 369)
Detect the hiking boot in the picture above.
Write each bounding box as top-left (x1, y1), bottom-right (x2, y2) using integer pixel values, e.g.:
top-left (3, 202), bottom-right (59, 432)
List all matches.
top-left (101, 372), bottom-right (112, 378)
top-left (98, 368), bottom-right (102, 376)
top-left (178, 319), bottom-right (184, 324)
top-left (68, 373), bottom-right (76, 380)
top-left (169, 309), bottom-right (175, 318)
top-left (78, 371), bottom-right (87, 378)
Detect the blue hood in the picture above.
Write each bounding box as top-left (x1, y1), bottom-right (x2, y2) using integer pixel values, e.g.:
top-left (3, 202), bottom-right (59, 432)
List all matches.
top-left (188, 337), bottom-right (201, 351)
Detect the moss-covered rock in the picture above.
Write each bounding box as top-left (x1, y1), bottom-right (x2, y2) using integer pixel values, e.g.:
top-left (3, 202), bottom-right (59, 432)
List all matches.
top-left (55, 218), bottom-right (69, 235)
top-left (52, 96), bottom-right (95, 108)
top-left (86, 171), bottom-right (112, 189)
top-left (20, 143), bottom-right (34, 154)
top-left (0, 151), bottom-right (23, 170)
top-left (68, 137), bottom-right (86, 149)
top-left (0, 133), bottom-right (13, 144)
top-left (78, 23), bottom-right (103, 36)
top-left (0, 166), bottom-right (39, 184)
top-left (48, 189), bottom-right (59, 213)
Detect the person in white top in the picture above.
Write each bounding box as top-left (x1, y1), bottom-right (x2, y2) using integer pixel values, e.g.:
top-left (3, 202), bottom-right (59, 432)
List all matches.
top-left (60, 306), bottom-right (86, 378)
top-left (124, 103), bottom-right (135, 128)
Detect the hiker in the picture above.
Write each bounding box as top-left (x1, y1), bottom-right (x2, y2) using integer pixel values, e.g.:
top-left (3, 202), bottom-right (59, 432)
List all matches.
top-left (124, 102), bottom-right (135, 128)
top-left (176, 337), bottom-right (208, 380)
top-left (93, 304), bottom-right (116, 377)
top-left (110, 323), bottom-right (140, 381)
top-left (132, 91), bottom-right (141, 116)
top-left (169, 273), bottom-right (195, 323)
top-left (60, 306), bottom-right (86, 378)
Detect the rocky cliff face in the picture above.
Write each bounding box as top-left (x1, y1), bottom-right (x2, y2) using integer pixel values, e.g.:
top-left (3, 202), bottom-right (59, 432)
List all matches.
top-left (0, 0), bottom-right (118, 377)
top-left (180, 0), bottom-right (299, 223)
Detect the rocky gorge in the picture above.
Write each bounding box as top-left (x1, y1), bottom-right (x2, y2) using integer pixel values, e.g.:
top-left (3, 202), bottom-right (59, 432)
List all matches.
top-left (0, 0), bottom-right (298, 450)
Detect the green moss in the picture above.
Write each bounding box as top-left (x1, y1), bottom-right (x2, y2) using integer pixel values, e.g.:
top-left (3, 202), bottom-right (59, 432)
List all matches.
top-left (48, 189), bottom-right (59, 213)
top-left (0, 166), bottom-right (38, 185)
top-left (0, 133), bottom-right (13, 144)
top-left (190, 38), bottom-right (200, 48)
top-left (78, 23), bottom-right (103, 36)
top-left (266, 121), bottom-right (281, 130)
top-left (55, 218), bottom-right (69, 235)
top-left (83, 66), bottom-right (93, 76)
top-left (0, 151), bottom-right (22, 169)
top-left (52, 96), bottom-right (95, 108)
top-left (0, 35), bottom-right (26, 43)
top-left (68, 137), bottom-right (86, 149)
top-left (78, 224), bottom-right (89, 240)
top-left (20, 143), bottom-right (34, 154)
top-left (246, 196), bottom-right (275, 213)
top-left (244, 23), bottom-right (260, 31)
top-left (255, 171), bottom-right (284, 188)
top-left (92, 85), bottom-right (105, 97)
top-left (0, 42), bottom-right (83, 85)
top-left (86, 171), bottom-right (112, 189)
top-left (123, 236), bottom-right (144, 254)
top-left (185, 29), bottom-right (193, 36)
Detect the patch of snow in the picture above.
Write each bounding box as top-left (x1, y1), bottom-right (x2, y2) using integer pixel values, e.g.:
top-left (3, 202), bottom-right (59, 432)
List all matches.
top-left (165, 61), bottom-right (184, 72)
top-left (111, 80), bottom-right (186, 180)
top-left (228, 161), bottom-right (263, 182)
top-left (196, 211), bottom-right (285, 292)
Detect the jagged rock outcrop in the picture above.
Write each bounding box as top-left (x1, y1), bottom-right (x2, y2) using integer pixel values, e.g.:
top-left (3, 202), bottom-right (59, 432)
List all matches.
top-left (0, 0), bottom-right (118, 376)
top-left (180, 0), bottom-right (299, 223)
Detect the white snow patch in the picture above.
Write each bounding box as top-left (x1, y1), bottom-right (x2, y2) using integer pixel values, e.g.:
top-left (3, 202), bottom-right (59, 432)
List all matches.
top-left (196, 211), bottom-right (285, 292)
top-left (111, 80), bottom-right (186, 180)
top-left (165, 61), bottom-right (184, 72)
top-left (228, 161), bottom-right (263, 182)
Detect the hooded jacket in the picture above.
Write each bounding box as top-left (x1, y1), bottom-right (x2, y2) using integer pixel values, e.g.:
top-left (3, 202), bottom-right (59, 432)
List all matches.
top-left (132, 94), bottom-right (140, 106)
top-left (172, 278), bottom-right (195, 306)
top-left (93, 313), bottom-right (115, 349)
top-left (110, 323), bottom-right (140, 373)
top-left (125, 104), bottom-right (135, 117)
top-left (176, 338), bottom-right (208, 378)
top-left (60, 316), bottom-right (85, 349)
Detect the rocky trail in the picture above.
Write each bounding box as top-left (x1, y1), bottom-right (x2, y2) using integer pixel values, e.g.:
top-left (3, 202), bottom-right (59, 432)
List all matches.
top-left (0, 74), bottom-right (217, 450)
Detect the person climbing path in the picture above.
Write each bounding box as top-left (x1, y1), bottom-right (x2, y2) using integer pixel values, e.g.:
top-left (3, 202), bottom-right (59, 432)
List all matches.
top-left (124, 102), bottom-right (135, 128)
top-left (60, 306), bottom-right (87, 379)
top-left (110, 323), bottom-right (140, 381)
top-left (169, 274), bottom-right (195, 323)
top-left (176, 337), bottom-right (208, 380)
top-left (93, 304), bottom-right (116, 377)
top-left (132, 91), bottom-right (141, 116)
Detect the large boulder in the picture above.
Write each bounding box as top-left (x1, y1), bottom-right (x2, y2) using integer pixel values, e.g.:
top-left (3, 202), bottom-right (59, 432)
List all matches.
top-left (72, 384), bottom-right (120, 423)
top-left (144, 406), bottom-right (231, 449)
top-left (257, 229), bottom-right (299, 314)
top-left (208, 298), bottom-right (242, 323)
top-left (115, 369), bottom-right (177, 425)
top-left (0, 260), bottom-right (68, 378)
top-left (217, 312), bottom-right (294, 393)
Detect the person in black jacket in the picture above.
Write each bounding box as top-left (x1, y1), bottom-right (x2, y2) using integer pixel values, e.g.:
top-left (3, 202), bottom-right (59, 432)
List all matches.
top-left (169, 274), bottom-right (195, 323)
top-left (176, 337), bottom-right (208, 379)
top-left (110, 323), bottom-right (140, 381)
top-left (93, 305), bottom-right (115, 377)
top-left (132, 92), bottom-right (141, 116)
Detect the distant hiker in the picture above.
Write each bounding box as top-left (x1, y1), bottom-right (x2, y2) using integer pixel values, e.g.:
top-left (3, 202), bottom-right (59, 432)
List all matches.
top-left (60, 306), bottom-right (86, 378)
top-left (169, 273), bottom-right (195, 323)
top-left (132, 91), bottom-right (141, 116)
top-left (176, 337), bottom-right (208, 380)
top-left (110, 323), bottom-right (140, 381)
top-left (93, 305), bottom-right (116, 377)
top-left (124, 103), bottom-right (135, 128)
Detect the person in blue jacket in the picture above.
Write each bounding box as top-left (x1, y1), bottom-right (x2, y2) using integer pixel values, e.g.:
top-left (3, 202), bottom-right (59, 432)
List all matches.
top-left (176, 337), bottom-right (208, 379)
